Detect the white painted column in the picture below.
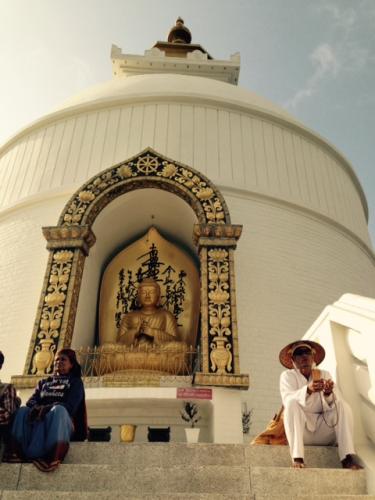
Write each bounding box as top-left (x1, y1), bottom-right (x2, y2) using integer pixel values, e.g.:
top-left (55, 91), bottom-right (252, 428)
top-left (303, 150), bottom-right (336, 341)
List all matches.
top-left (211, 388), bottom-right (243, 443)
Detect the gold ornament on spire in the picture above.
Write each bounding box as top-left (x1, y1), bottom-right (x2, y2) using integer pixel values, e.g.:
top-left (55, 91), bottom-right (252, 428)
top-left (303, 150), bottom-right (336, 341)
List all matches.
top-left (167, 17), bottom-right (192, 44)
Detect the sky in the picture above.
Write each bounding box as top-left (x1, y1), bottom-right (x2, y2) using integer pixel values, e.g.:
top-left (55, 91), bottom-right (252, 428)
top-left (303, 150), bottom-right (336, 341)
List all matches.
top-left (1, 0), bottom-right (374, 244)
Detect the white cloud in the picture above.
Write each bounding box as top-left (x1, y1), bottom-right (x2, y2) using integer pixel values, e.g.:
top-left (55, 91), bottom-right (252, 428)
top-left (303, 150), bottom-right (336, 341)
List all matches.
top-left (311, 43), bottom-right (340, 77)
top-left (284, 2), bottom-right (373, 110)
top-left (319, 3), bottom-right (357, 31)
top-left (284, 43), bottom-right (339, 109)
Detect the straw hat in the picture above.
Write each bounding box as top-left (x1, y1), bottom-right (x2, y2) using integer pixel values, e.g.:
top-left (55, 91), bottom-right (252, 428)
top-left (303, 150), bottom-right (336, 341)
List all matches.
top-left (279, 340), bottom-right (325, 369)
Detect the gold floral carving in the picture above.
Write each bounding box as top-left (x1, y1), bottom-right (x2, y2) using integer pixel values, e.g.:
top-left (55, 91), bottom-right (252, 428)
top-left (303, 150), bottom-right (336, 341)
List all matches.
top-left (194, 372), bottom-right (249, 389)
top-left (60, 149), bottom-right (229, 227)
top-left (30, 250), bottom-right (74, 375)
top-left (42, 226), bottom-right (96, 256)
top-left (193, 223), bottom-right (243, 246)
top-left (207, 248), bottom-right (233, 375)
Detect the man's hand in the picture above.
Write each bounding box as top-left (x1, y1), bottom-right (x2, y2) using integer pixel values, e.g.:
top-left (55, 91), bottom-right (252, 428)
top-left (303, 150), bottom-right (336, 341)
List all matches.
top-left (307, 379), bottom-right (325, 394)
top-left (323, 379), bottom-right (334, 396)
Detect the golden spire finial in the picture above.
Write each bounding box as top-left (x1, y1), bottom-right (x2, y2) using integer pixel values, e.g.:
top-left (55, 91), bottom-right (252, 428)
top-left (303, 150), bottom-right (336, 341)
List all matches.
top-left (167, 17), bottom-right (192, 44)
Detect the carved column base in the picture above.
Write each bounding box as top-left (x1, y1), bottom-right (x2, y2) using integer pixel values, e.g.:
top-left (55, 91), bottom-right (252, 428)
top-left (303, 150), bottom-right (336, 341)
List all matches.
top-left (194, 372), bottom-right (249, 389)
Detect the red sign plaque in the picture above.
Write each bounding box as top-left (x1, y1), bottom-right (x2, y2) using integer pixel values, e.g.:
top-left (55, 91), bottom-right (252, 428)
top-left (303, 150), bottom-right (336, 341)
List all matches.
top-left (176, 388), bottom-right (212, 400)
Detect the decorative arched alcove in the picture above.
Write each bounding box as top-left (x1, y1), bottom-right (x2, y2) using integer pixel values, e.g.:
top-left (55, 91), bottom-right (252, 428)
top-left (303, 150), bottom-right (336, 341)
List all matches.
top-left (22, 149), bottom-right (248, 389)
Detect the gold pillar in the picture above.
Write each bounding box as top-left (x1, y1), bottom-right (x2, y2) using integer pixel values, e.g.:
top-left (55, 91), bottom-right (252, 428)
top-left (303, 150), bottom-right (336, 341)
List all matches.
top-left (193, 224), bottom-right (249, 389)
top-left (23, 225), bottom-right (95, 376)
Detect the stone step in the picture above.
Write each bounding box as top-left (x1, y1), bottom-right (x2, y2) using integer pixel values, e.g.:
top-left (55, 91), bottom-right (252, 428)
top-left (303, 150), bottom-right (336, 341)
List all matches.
top-left (255, 497), bottom-right (375, 500)
top-left (1, 463), bottom-right (368, 496)
top-left (2, 494), bottom-right (375, 500)
top-left (251, 467), bottom-right (367, 497)
top-left (246, 444), bottom-right (341, 468)
top-left (0, 464), bottom-right (251, 495)
top-left (1, 493), bottom-right (252, 500)
top-left (65, 442), bottom-right (342, 468)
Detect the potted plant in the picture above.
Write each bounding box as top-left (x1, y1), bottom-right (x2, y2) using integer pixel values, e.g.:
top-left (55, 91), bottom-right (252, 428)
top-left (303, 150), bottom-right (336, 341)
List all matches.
top-left (180, 401), bottom-right (201, 443)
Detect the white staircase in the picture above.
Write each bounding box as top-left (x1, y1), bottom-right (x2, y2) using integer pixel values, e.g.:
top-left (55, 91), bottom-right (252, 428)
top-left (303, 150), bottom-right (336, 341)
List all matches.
top-left (0, 443), bottom-right (373, 499)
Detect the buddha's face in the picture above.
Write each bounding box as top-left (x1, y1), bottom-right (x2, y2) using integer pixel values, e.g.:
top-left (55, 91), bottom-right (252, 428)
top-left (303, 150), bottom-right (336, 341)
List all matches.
top-left (138, 284), bottom-right (160, 307)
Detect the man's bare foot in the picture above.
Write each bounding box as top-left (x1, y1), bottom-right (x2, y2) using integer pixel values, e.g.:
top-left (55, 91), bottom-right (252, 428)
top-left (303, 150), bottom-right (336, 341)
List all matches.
top-left (341, 454), bottom-right (363, 470)
top-left (292, 458), bottom-right (305, 468)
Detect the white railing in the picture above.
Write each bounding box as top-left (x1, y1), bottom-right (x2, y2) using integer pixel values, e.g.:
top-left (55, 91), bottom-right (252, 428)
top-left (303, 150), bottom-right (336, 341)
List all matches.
top-left (303, 293), bottom-right (375, 492)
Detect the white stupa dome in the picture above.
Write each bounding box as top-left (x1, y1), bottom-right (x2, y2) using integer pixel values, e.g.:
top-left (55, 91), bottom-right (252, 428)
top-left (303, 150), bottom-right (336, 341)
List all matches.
top-left (0, 21), bottom-right (374, 434)
top-left (57, 73), bottom-right (296, 122)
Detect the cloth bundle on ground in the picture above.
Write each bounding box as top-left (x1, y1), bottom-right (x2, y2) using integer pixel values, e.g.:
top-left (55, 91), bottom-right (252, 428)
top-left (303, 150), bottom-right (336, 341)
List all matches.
top-left (251, 406), bottom-right (287, 445)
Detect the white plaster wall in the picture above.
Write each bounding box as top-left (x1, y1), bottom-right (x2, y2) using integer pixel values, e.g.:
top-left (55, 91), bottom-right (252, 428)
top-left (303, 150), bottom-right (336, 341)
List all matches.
top-left (0, 193), bottom-right (68, 381)
top-left (223, 190), bottom-right (375, 434)
top-left (0, 75), bottom-right (370, 247)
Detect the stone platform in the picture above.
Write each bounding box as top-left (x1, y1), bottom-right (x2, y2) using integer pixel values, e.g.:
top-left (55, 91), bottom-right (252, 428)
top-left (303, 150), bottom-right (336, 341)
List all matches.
top-left (0, 443), bottom-right (373, 499)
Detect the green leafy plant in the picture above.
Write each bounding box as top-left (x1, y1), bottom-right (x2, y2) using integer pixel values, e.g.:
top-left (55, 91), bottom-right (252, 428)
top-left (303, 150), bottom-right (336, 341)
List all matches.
top-left (242, 407), bottom-right (253, 435)
top-left (180, 401), bottom-right (201, 428)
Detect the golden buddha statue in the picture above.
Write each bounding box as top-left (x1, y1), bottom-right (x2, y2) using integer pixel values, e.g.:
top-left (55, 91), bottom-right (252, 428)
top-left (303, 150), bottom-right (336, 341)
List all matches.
top-left (97, 278), bottom-right (190, 375)
top-left (117, 278), bottom-right (181, 348)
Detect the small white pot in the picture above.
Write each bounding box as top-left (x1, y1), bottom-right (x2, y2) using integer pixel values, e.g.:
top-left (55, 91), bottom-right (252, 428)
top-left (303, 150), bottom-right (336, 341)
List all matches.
top-left (185, 427), bottom-right (200, 443)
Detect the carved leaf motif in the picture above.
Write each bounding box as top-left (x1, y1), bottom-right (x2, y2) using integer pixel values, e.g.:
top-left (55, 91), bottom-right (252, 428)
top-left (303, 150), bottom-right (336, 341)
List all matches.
top-left (44, 292), bottom-right (66, 307)
top-left (208, 249), bottom-right (227, 262)
top-left (118, 165), bottom-right (133, 178)
top-left (160, 163), bottom-right (177, 178)
top-left (208, 290), bottom-right (229, 305)
top-left (53, 251), bottom-right (74, 263)
top-left (196, 188), bottom-right (214, 200)
top-left (78, 190), bottom-right (95, 203)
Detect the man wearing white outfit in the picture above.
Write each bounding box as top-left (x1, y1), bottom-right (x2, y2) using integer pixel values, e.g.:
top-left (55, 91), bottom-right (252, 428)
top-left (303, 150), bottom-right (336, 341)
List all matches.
top-left (279, 340), bottom-right (362, 469)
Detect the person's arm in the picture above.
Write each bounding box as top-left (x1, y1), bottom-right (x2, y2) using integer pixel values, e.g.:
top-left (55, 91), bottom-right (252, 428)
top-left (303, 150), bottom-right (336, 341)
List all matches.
top-left (280, 370), bottom-right (309, 407)
top-left (56, 377), bottom-right (84, 417)
top-left (26, 380), bottom-right (43, 408)
top-left (320, 370), bottom-right (335, 407)
top-left (0, 385), bottom-right (18, 424)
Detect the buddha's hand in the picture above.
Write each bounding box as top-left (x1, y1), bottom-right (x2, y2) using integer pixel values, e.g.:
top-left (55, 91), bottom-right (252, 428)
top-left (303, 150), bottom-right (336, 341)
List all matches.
top-left (140, 322), bottom-right (154, 338)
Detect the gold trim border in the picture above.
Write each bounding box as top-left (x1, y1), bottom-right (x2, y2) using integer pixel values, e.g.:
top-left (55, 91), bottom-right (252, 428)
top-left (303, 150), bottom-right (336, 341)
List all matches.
top-left (194, 372), bottom-right (249, 389)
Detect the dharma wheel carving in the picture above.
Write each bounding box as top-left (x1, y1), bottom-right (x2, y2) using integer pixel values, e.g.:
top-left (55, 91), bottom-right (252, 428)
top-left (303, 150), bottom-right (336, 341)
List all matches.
top-left (23, 148), bottom-right (248, 389)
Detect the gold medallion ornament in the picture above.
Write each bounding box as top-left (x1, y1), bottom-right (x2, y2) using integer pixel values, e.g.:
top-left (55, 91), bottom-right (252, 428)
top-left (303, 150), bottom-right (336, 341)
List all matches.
top-left (20, 149), bottom-right (248, 389)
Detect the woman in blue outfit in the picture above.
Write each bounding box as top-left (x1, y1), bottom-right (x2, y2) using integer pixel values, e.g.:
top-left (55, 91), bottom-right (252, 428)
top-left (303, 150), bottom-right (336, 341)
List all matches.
top-left (8, 348), bottom-right (87, 472)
